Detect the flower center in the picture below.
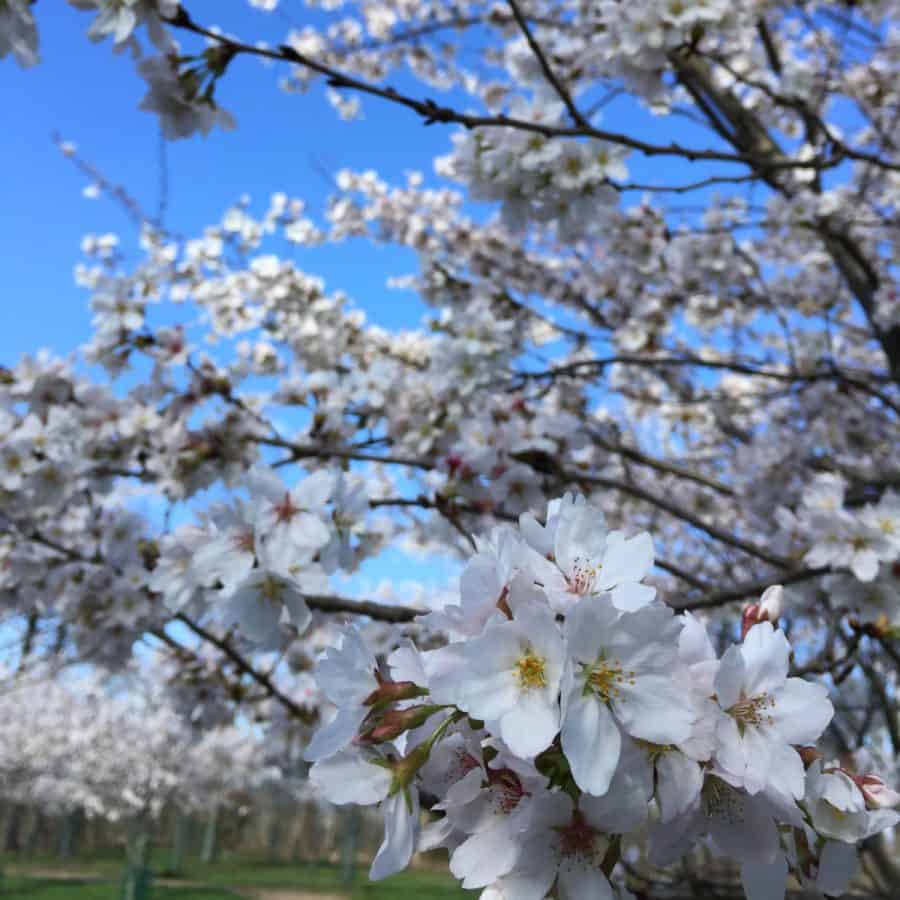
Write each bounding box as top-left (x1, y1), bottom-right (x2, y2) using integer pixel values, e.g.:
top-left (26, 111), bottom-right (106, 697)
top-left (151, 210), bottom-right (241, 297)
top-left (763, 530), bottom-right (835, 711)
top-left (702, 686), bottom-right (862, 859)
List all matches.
top-left (567, 557), bottom-right (599, 595)
top-left (634, 739), bottom-right (674, 762)
top-left (488, 768), bottom-right (529, 813)
top-left (583, 654), bottom-right (635, 702)
top-left (727, 692), bottom-right (775, 732)
top-left (555, 811), bottom-right (606, 864)
top-left (273, 492), bottom-right (300, 524)
top-left (515, 650), bottom-right (547, 690)
top-left (259, 575), bottom-right (284, 604)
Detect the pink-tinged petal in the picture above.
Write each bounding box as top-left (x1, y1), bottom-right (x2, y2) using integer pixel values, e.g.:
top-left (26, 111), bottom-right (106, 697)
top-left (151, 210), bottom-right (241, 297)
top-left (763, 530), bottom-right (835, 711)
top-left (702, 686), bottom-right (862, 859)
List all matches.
top-left (561, 691), bottom-right (620, 796)
top-left (740, 622), bottom-right (789, 698)
top-left (771, 677), bottom-right (833, 745)
top-left (370, 790), bottom-right (418, 881)
top-left (613, 675), bottom-right (694, 746)
top-left (714, 645), bottom-right (745, 710)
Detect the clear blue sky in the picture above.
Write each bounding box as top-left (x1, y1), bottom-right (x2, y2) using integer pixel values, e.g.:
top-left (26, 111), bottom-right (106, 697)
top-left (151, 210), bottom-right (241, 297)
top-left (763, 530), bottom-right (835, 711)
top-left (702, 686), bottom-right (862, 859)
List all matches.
top-left (0, 1), bottom-right (462, 364)
top-left (0, 2), bottom-right (751, 366)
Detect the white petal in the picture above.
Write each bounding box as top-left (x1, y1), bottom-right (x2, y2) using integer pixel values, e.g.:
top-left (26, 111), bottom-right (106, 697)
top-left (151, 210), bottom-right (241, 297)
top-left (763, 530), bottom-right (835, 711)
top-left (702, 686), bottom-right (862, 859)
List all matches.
top-left (714, 645), bottom-right (745, 710)
top-left (450, 818), bottom-right (520, 888)
top-left (656, 751), bottom-right (703, 822)
top-left (561, 691), bottom-right (621, 796)
top-left (771, 678), bottom-right (833, 745)
top-left (741, 622), bottom-right (789, 698)
top-left (741, 857), bottom-right (787, 900)
top-left (558, 859), bottom-right (613, 900)
top-left (304, 705), bottom-right (368, 762)
top-left (370, 790), bottom-right (418, 881)
top-left (309, 749), bottom-right (391, 805)
top-left (612, 675), bottom-right (694, 745)
top-left (500, 687), bottom-right (559, 758)
top-left (610, 582), bottom-right (656, 611)
top-left (598, 531), bottom-right (653, 588)
top-left (816, 840), bottom-right (858, 896)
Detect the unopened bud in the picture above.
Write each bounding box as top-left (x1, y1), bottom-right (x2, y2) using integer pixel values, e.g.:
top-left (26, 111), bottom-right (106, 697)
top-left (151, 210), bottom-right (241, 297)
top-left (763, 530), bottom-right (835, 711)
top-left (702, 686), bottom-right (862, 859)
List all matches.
top-left (797, 746), bottom-right (824, 768)
top-left (741, 585), bottom-right (784, 639)
top-left (364, 705), bottom-right (443, 744)
top-left (857, 774), bottom-right (900, 810)
top-left (363, 680), bottom-right (428, 707)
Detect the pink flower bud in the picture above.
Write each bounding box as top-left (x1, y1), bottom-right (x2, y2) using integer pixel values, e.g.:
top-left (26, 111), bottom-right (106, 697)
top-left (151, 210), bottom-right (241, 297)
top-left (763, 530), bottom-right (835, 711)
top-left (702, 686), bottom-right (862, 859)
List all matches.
top-left (857, 775), bottom-right (900, 810)
top-left (797, 746), bottom-right (824, 768)
top-left (741, 585), bottom-right (784, 639)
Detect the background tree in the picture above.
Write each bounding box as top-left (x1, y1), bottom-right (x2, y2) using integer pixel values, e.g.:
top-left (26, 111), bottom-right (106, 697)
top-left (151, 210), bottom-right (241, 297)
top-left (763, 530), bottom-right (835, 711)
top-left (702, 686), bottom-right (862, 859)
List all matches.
top-left (3, 1), bottom-right (900, 897)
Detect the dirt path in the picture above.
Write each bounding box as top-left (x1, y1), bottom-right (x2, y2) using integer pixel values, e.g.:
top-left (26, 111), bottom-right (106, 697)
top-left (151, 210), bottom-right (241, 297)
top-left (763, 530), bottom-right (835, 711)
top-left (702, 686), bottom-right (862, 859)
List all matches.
top-left (247, 892), bottom-right (344, 900)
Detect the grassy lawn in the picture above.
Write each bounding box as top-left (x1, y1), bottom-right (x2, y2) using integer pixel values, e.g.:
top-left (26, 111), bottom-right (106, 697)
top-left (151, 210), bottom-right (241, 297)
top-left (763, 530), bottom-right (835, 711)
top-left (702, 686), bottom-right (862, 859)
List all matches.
top-left (0, 855), bottom-right (473, 899)
top-left (0, 877), bottom-right (243, 899)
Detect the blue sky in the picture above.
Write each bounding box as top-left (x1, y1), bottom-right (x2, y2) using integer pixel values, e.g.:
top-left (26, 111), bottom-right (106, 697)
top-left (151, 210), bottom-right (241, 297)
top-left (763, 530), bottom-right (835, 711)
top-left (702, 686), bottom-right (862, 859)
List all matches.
top-left (1, 2), bottom-right (460, 364)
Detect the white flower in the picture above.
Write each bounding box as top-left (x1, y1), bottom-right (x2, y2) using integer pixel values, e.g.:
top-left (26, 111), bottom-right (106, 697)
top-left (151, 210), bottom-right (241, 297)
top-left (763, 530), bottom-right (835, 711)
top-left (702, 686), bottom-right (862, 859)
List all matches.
top-left (441, 756), bottom-right (547, 890)
top-left (561, 602), bottom-right (695, 796)
top-left (309, 746), bottom-right (392, 805)
top-left (489, 791), bottom-right (618, 900)
top-left (252, 467), bottom-right (333, 568)
top-left (430, 596), bottom-right (565, 758)
top-left (804, 760), bottom-right (900, 842)
top-left (713, 622), bottom-right (833, 801)
top-left (524, 494), bottom-right (656, 614)
top-left (304, 628), bottom-right (378, 762)
top-left (222, 541), bottom-right (322, 645)
top-left (0, 0), bottom-right (38, 67)
top-left (138, 55), bottom-right (236, 140)
top-left (371, 789), bottom-right (420, 881)
top-left (69, 0), bottom-right (177, 48)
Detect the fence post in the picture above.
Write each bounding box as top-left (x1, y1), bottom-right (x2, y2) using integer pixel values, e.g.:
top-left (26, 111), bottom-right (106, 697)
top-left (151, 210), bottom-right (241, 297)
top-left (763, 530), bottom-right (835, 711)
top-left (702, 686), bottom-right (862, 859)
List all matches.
top-left (201, 804), bottom-right (220, 865)
top-left (339, 806), bottom-right (362, 889)
top-left (58, 808), bottom-right (84, 861)
top-left (168, 810), bottom-right (191, 875)
top-left (120, 818), bottom-right (153, 900)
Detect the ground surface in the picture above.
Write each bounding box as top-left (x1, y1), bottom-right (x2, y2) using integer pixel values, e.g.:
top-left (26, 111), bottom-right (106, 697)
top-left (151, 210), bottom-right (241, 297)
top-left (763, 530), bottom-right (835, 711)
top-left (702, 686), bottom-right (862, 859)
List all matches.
top-left (0, 855), bottom-right (472, 899)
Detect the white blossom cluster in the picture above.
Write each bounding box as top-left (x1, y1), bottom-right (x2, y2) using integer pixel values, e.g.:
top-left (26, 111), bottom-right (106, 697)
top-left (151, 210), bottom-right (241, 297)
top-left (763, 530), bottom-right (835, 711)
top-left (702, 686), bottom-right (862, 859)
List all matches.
top-left (0, 670), bottom-right (278, 821)
top-left (437, 102), bottom-right (627, 239)
top-left (304, 495), bottom-right (900, 899)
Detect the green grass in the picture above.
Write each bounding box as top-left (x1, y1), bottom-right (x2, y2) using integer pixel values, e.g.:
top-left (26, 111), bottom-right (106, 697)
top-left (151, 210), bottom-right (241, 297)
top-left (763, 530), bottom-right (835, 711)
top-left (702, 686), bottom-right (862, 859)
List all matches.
top-left (0, 854), bottom-right (474, 899)
top-left (0, 876), bottom-right (244, 899)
